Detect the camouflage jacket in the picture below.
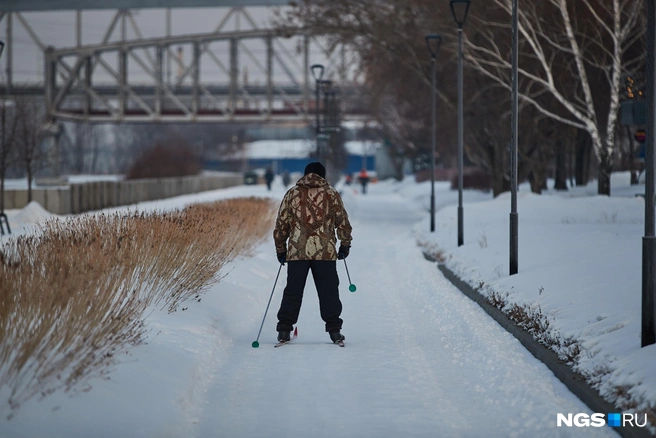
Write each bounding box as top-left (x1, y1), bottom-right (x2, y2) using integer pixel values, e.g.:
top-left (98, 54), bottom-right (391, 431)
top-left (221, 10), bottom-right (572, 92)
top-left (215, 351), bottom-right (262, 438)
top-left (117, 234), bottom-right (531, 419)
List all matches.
top-left (274, 173), bottom-right (352, 261)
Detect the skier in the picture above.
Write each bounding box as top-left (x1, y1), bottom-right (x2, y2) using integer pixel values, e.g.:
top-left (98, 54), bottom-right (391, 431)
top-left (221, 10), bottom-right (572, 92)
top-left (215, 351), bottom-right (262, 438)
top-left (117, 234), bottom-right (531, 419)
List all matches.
top-left (282, 170), bottom-right (291, 188)
top-left (358, 168), bottom-right (370, 194)
top-left (265, 167), bottom-right (275, 191)
top-left (273, 161), bottom-right (353, 345)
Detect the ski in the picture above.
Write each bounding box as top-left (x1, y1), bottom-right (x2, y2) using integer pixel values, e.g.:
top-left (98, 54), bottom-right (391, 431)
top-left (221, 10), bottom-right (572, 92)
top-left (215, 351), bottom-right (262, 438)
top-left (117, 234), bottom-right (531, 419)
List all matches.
top-left (274, 327), bottom-right (298, 347)
top-left (330, 333), bottom-right (345, 347)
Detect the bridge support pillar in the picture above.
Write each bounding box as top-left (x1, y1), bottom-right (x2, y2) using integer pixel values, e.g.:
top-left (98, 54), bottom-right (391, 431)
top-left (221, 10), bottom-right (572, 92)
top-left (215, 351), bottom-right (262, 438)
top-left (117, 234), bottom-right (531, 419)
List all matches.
top-left (119, 48), bottom-right (127, 117)
top-left (156, 45), bottom-right (163, 117)
top-left (266, 36), bottom-right (273, 118)
top-left (192, 42), bottom-right (200, 117)
top-left (230, 37), bottom-right (238, 117)
top-left (44, 46), bottom-right (56, 122)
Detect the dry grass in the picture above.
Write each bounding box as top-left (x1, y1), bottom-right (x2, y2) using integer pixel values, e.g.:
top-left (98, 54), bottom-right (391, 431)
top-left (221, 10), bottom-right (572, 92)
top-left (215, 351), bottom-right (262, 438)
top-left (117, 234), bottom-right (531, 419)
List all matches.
top-left (487, 291), bottom-right (577, 361)
top-left (0, 197), bottom-right (276, 418)
top-left (487, 287), bottom-right (656, 432)
top-left (417, 241), bottom-right (446, 263)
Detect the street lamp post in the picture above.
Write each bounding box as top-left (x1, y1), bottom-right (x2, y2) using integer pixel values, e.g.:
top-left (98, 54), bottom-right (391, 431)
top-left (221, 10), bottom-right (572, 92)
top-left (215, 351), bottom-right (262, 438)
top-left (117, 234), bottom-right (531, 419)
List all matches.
top-left (425, 34), bottom-right (442, 233)
top-left (510, 0), bottom-right (519, 275)
top-left (311, 63), bottom-right (325, 162)
top-left (320, 79), bottom-right (333, 168)
top-left (450, 0), bottom-right (470, 247)
top-left (0, 40), bottom-right (9, 235)
top-left (643, 0), bottom-right (656, 347)
top-left (323, 81), bottom-right (336, 180)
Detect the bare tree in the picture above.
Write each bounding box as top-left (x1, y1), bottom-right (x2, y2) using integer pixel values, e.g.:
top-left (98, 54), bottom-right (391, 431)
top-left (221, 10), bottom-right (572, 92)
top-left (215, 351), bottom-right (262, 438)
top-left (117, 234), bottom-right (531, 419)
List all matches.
top-left (111, 124), bottom-right (165, 174)
top-left (278, 0), bottom-right (459, 176)
top-left (281, 0), bottom-right (623, 192)
top-left (279, 0), bottom-right (562, 190)
top-left (463, 0), bottom-right (645, 195)
top-left (15, 98), bottom-right (50, 202)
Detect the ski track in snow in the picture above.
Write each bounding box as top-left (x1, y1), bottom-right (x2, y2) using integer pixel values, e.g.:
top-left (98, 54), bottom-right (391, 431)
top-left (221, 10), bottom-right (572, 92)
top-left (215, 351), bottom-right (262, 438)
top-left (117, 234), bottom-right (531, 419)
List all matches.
top-left (193, 189), bottom-right (618, 438)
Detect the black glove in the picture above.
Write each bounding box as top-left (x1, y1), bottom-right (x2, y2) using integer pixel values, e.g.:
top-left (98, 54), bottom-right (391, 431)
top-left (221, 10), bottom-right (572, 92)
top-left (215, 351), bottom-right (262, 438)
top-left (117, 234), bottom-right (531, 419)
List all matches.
top-left (337, 245), bottom-right (350, 260)
top-left (277, 252), bottom-right (287, 265)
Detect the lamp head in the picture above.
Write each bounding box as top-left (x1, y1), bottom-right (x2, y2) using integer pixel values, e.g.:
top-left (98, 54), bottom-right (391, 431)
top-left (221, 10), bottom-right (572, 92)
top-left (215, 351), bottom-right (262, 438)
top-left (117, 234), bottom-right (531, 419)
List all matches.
top-left (425, 34), bottom-right (442, 58)
top-left (311, 63), bottom-right (325, 81)
top-left (450, 0), bottom-right (471, 28)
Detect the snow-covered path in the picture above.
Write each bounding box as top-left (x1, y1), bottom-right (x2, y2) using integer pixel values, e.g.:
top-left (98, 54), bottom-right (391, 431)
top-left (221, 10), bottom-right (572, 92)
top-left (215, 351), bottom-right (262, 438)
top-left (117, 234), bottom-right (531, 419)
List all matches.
top-left (194, 187), bottom-right (616, 438)
top-left (1, 181), bottom-right (623, 437)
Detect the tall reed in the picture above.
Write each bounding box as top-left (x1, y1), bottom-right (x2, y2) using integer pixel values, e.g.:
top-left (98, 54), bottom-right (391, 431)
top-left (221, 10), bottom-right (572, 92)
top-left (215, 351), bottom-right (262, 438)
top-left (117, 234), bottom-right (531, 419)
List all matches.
top-left (0, 197), bottom-right (276, 417)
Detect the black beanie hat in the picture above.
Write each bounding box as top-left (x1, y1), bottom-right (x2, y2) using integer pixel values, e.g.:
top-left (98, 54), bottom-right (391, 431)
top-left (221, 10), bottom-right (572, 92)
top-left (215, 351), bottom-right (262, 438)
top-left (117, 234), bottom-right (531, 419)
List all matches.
top-left (304, 162), bottom-right (326, 178)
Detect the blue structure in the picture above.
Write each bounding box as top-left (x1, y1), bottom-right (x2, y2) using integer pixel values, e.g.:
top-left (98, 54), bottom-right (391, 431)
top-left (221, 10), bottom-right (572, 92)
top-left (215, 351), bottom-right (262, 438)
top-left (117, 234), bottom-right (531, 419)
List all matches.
top-left (204, 157), bottom-right (308, 174)
top-left (204, 139), bottom-right (378, 176)
top-left (205, 155), bottom-right (375, 175)
top-left (344, 155), bottom-right (376, 175)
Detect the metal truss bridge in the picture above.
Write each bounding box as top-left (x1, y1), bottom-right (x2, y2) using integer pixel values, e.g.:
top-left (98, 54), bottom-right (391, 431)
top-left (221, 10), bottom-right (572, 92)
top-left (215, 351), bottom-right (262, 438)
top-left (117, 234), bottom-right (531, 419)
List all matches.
top-left (0, 1), bottom-right (365, 124)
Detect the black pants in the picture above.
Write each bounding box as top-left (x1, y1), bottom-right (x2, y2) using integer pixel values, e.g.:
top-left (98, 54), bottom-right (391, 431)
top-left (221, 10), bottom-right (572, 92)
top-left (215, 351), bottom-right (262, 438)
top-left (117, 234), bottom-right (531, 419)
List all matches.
top-left (277, 260), bottom-right (343, 333)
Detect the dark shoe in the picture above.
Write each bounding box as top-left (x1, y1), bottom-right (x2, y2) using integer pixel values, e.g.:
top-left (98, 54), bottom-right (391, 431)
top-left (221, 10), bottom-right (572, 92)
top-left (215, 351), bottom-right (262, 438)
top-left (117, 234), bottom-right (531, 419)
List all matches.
top-left (329, 331), bottom-right (345, 343)
top-left (277, 331), bottom-right (291, 342)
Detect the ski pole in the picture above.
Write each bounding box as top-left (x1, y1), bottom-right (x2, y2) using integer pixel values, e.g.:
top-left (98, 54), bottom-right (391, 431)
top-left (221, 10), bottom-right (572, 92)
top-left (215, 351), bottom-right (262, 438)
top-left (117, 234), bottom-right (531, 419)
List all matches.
top-left (343, 259), bottom-right (357, 292)
top-left (252, 263), bottom-right (283, 348)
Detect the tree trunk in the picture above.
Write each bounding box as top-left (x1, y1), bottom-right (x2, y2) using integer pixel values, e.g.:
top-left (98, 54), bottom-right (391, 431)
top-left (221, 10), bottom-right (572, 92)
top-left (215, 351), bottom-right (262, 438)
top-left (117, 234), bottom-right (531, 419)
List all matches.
top-left (0, 172), bottom-right (4, 213)
top-left (91, 142), bottom-right (99, 173)
top-left (27, 165), bottom-right (33, 202)
top-left (597, 149), bottom-right (612, 196)
top-left (74, 124), bottom-right (85, 174)
top-left (491, 141), bottom-right (509, 197)
top-left (492, 173), bottom-right (510, 197)
top-left (575, 129), bottom-right (592, 186)
top-left (1, 106), bottom-right (6, 213)
top-left (568, 137), bottom-right (575, 187)
top-left (528, 172), bottom-right (542, 194)
top-left (394, 162), bottom-right (404, 181)
top-left (626, 126), bottom-right (639, 185)
top-left (554, 139), bottom-right (568, 190)
top-left (390, 154), bottom-right (405, 181)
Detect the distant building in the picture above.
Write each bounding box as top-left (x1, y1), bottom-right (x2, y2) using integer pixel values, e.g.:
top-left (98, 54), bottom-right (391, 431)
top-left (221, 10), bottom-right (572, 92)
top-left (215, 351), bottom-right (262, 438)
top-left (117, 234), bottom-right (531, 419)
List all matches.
top-left (205, 139), bottom-right (380, 176)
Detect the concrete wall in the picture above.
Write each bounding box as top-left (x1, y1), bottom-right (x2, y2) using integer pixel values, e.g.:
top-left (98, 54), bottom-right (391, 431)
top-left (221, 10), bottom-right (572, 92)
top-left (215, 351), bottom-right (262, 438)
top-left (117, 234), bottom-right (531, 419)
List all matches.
top-left (2, 173), bottom-right (243, 215)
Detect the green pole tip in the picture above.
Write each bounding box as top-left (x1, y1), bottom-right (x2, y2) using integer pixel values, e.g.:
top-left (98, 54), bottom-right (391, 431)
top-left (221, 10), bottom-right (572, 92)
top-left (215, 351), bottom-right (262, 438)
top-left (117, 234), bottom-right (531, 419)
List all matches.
top-left (349, 284), bottom-right (357, 292)
top-left (252, 341), bottom-right (260, 348)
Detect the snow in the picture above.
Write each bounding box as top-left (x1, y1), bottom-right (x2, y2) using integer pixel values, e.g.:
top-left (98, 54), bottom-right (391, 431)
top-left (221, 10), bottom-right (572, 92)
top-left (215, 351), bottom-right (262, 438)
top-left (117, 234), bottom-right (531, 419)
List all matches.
top-left (11, 201), bottom-right (54, 227)
top-left (0, 172), bottom-right (653, 436)
top-left (65, 175), bottom-right (124, 183)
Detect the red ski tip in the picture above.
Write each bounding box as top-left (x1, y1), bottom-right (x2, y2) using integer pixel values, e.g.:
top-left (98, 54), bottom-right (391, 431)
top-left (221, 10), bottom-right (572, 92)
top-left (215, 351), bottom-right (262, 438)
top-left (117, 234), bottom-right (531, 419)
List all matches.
top-left (293, 327), bottom-right (298, 337)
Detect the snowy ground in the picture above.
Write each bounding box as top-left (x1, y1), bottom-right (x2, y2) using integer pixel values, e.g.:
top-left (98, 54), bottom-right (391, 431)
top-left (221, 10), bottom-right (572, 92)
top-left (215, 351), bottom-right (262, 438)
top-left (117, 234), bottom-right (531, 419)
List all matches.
top-left (0, 173), bottom-right (652, 437)
top-left (414, 172), bottom-right (655, 423)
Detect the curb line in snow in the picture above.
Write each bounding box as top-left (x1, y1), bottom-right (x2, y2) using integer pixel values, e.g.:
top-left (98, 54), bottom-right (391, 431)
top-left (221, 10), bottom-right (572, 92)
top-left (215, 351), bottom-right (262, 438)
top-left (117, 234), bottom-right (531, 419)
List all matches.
top-left (434, 260), bottom-right (652, 438)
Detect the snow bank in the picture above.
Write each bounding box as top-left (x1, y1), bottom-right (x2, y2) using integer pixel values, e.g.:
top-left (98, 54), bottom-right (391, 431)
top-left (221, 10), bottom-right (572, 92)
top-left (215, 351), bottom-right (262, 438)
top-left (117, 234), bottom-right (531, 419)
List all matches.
top-left (415, 176), bottom-right (656, 424)
top-left (13, 201), bottom-right (54, 225)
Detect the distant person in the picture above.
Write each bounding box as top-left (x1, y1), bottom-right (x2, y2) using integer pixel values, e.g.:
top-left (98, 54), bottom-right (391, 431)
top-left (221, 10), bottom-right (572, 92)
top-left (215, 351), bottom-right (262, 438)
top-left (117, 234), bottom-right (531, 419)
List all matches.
top-left (273, 161), bottom-right (353, 345)
top-left (282, 170), bottom-right (291, 188)
top-left (265, 167), bottom-right (274, 191)
top-left (344, 174), bottom-right (352, 186)
top-left (358, 168), bottom-right (370, 194)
